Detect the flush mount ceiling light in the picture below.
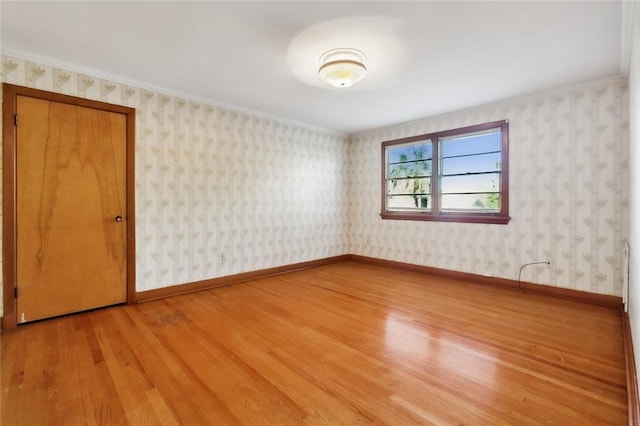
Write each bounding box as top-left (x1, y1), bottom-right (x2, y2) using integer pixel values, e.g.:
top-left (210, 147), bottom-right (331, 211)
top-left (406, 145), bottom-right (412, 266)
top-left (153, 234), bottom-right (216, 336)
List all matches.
top-left (318, 48), bottom-right (367, 88)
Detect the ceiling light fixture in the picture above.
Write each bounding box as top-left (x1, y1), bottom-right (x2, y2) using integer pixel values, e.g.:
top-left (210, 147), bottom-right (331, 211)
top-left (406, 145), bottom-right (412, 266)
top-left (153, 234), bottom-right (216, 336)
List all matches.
top-left (318, 48), bottom-right (367, 88)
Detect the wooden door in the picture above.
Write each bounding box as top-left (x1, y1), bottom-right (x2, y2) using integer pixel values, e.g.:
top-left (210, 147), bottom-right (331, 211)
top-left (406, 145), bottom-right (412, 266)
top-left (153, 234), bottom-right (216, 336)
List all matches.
top-left (15, 95), bottom-right (128, 323)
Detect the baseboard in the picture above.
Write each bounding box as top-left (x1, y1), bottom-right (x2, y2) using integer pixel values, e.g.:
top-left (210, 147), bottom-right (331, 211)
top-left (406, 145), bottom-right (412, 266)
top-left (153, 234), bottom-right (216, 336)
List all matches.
top-left (136, 255), bottom-right (351, 303)
top-left (137, 253), bottom-right (622, 308)
top-left (346, 254), bottom-right (623, 308)
top-left (623, 313), bottom-right (640, 426)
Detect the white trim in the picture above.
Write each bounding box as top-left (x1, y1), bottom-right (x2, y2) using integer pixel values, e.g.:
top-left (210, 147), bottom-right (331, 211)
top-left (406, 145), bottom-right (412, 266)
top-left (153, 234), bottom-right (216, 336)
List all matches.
top-left (624, 241), bottom-right (631, 313)
top-left (622, 1), bottom-right (637, 77)
top-left (1, 48), bottom-right (347, 137)
top-left (351, 75), bottom-right (626, 139)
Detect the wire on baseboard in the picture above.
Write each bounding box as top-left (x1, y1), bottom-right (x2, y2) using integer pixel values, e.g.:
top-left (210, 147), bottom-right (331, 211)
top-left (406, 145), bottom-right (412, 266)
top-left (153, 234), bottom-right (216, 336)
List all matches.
top-left (517, 261), bottom-right (551, 292)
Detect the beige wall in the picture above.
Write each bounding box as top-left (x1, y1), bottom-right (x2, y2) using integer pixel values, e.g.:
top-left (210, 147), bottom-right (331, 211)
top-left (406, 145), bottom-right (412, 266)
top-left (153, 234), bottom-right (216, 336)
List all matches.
top-left (0, 54), bottom-right (350, 312)
top-left (0, 53), bottom-right (630, 320)
top-left (348, 78), bottom-right (628, 296)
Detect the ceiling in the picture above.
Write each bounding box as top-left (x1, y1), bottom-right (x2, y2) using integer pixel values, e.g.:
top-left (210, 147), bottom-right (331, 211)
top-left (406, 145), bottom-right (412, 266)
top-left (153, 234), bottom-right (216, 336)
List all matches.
top-left (1, 1), bottom-right (624, 134)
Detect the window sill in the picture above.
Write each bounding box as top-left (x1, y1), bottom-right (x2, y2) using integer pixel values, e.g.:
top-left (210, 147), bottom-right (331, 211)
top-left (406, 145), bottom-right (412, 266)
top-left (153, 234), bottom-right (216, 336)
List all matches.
top-left (380, 212), bottom-right (511, 225)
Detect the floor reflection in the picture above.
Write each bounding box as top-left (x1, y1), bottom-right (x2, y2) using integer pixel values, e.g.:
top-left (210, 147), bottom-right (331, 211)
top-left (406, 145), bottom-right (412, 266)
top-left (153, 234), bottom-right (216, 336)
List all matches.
top-left (384, 313), bottom-right (497, 387)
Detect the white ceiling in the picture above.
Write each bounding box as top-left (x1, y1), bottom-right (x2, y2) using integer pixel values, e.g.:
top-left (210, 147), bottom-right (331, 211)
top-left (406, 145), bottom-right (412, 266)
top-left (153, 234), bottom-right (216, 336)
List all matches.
top-left (1, 1), bottom-right (624, 134)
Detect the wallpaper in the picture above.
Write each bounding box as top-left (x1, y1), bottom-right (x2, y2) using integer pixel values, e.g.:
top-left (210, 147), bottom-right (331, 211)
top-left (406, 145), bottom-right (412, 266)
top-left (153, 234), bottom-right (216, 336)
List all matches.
top-left (0, 55), bottom-right (350, 307)
top-left (0, 54), bottom-right (630, 323)
top-left (348, 78), bottom-right (629, 296)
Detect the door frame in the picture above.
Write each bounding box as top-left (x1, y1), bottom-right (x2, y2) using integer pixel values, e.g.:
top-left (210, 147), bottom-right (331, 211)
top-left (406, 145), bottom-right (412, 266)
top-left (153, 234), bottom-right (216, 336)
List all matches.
top-left (2, 83), bottom-right (136, 329)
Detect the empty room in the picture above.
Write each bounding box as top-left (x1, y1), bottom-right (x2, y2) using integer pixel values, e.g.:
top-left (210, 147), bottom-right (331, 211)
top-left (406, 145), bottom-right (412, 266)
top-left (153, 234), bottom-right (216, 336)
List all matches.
top-left (1, 1), bottom-right (639, 424)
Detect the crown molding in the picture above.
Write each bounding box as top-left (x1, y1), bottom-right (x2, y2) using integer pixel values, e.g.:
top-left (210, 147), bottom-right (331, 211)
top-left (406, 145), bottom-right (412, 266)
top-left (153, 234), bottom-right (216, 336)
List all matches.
top-left (0, 48), bottom-right (347, 138)
top-left (350, 75), bottom-right (626, 140)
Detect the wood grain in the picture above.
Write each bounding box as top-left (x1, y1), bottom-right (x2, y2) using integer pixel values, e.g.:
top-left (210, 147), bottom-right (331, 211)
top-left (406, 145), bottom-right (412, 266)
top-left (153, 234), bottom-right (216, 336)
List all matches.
top-left (1, 262), bottom-right (627, 424)
top-left (2, 83), bottom-right (137, 329)
top-left (623, 312), bottom-right (639, 425)
top-left (136, 255), bottom-right (350, 303)
top-left (137, 254), bottom-right (621, 309)
top-left (16, 95), bottom-right (127, 322)
top-left (349, 254), bottom-right (623, 308)
top-left (2, 84), bottom-right (19, 330)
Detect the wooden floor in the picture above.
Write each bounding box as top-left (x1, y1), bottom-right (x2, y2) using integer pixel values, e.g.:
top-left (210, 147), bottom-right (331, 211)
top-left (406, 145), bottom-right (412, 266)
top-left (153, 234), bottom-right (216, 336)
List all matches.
top-left (1, 261), bottom-right (627, 425)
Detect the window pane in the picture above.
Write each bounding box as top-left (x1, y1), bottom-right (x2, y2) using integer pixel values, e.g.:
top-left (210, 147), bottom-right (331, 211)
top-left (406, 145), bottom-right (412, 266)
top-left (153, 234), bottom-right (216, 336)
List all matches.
top-left (388, 142), bottom-right (432, 164)
top-left (381, 120), bottom-right (508, 223)
top-left (441, 129), bottom-right (501, 158)
top-left (388, 160), bottom-right (431, 178)
top-left (387, 177), bottom-right (430, 196)
top-left (387, 195), bottom-right (431, 210)
top-left (441, 193), bottom-right (500, 212)
top-left (441, 152), bottom-right (501, 175)
top-left (440, 173), bottom-right (500, 194)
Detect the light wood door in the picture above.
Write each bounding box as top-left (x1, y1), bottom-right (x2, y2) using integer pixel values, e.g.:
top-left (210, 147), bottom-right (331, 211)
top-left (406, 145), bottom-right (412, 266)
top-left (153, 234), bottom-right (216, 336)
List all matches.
top-left (16, 95), bottom-right (127, 323)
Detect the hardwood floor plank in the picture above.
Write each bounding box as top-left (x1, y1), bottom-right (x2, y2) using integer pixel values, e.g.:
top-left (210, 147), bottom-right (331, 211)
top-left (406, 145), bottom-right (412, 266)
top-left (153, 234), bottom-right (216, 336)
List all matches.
top-left (119, 304), bottom-right (240, 425)
top-left (1, 261), bottom-right (628, 424)
top-left (1, 319), bottom-right (27, 423)
top-left (259, 271), bottom-right (625, 399)
top-left (163, 294), bottom-right (369, 424)
top-left (92, 314), bottom-right (166, 425)
top-left (245, 273), bottom-right (626, 423)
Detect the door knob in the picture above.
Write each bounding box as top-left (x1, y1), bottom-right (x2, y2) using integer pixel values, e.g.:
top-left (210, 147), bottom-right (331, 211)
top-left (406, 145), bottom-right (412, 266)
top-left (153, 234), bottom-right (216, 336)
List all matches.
top-left (115, 215), bottom-right (123, 222)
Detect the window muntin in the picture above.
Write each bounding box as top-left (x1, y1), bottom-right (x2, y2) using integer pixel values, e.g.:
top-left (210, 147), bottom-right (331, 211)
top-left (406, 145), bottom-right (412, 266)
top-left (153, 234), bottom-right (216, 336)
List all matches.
top-left (439, 128), bottom-right (502, 213)
top-left (385, 141), bottom-right (432, 211)
top-left (381, 120), bottom-right (510, 224)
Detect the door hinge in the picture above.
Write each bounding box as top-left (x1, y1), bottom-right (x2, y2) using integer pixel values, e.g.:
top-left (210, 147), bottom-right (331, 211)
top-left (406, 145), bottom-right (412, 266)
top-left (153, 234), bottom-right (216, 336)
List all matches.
top-left (14, 114), bottom-right (18, 126)
top-left (14, 287), bottom-right (18, 298)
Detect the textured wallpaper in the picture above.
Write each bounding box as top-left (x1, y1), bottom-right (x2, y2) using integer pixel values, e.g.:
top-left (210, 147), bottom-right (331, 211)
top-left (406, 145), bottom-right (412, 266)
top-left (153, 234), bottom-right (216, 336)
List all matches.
top-left (0, 55), bottom-right (349, 300)
top-left (0, 54), bottom-right (630, 324)
top-left (349, 78), bottom-right (629, 296)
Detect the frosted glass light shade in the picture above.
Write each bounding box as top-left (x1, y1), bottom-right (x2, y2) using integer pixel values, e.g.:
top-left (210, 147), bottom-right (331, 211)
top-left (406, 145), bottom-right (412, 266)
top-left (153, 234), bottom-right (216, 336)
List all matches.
top-left (318, 48), bottom-right (367, 88)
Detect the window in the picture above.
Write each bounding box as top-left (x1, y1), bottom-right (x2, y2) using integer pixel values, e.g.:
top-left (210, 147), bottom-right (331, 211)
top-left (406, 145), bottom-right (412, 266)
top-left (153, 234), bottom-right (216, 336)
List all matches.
top-left (381, 120), bottom-right (510, 224)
